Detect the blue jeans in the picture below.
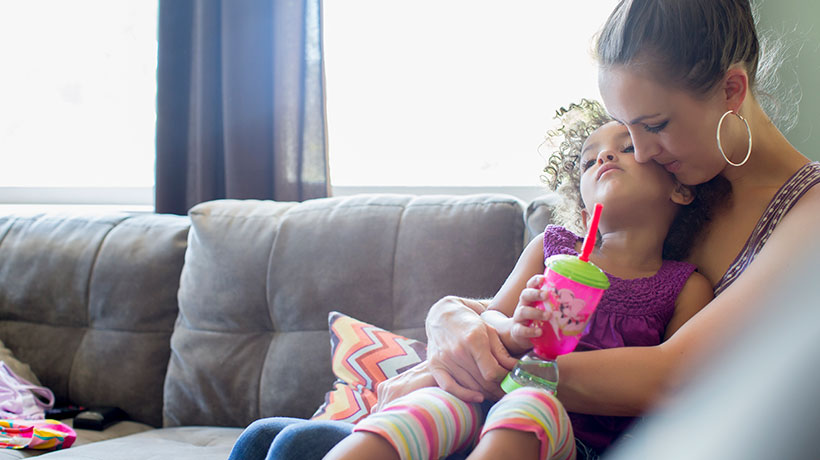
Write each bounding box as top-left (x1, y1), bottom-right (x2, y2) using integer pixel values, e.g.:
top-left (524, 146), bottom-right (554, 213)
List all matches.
top-left (228, 417), bottom-right (354, 460)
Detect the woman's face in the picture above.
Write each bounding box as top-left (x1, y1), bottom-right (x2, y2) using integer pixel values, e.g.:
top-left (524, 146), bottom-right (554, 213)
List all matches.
top-left (598, 65), bottom-right (728, 186)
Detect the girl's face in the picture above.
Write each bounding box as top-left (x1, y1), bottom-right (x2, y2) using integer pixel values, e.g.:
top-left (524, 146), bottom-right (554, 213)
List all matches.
top-left (579, 121), bottom-right (686, 214)
top-left (598, 65), bottom-right (728, 186)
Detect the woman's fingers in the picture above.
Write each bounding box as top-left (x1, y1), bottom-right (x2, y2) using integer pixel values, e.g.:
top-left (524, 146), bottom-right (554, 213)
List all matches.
top-left (429, 365), bottom-right (485, 403)
top-left (373, 361), bottom-right (437, 412)
top-left (430, 346), bottom-right (497, 400)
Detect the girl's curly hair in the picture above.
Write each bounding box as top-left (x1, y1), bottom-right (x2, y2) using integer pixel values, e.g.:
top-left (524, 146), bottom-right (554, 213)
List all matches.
top-left (539, 98), bottom-right (731, 261)
top-left (540, 99), bottom-right (613, 234)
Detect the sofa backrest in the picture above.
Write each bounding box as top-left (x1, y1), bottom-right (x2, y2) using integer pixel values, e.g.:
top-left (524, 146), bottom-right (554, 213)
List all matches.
top-left (0, 212), bottom-right (190, 427)
top-left (163, 194), bottom-right (527, 427)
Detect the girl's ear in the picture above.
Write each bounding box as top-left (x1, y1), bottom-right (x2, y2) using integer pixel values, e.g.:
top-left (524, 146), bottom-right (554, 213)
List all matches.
top-left (671, 182), bottom-right (695, 205)
top-left (580, 208), bottom-right (590, 232)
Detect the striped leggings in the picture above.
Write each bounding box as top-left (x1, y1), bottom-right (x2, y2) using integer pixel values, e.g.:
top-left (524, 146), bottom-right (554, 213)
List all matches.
top-left (353, 387), bottom-right (576, 460)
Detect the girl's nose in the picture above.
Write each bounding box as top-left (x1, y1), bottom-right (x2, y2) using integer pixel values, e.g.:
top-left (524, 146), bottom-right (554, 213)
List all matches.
top-left (597, 151), bottom-right (616, 164)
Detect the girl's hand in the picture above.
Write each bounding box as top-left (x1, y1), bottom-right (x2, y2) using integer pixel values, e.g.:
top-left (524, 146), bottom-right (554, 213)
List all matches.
top-left (425, 296), bottom-right (518, 403)
top-left (507, 274), bottom-right (551, 352)
top-left (510, 304), bottom-right (551, 352)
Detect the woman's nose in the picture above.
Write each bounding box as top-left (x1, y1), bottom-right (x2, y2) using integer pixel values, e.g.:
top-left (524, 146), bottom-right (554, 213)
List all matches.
top-left (631, 132), bottom-right (658, 163)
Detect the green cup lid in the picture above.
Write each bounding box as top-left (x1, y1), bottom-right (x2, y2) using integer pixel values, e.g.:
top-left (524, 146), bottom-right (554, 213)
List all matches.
top-left (546, 254), bottom-right (610, 290)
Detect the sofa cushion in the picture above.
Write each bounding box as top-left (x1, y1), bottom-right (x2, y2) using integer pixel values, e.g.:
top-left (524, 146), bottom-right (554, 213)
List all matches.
top-left (525, 193), bottom-right (560, 239)
top-left (164, 194), bottom-right (525, 427)
top-left (310, 311), bottom-right (427, 424)
top-left (0, 212), bottom-right (190, 427)
top-left (0, 339), bottom-right (40, 386)
top-left (27, 426), bottom-right (241, 460)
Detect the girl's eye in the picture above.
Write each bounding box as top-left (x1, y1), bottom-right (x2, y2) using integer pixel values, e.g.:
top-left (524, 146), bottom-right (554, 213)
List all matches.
top-left (582, 159), bottom-right (596, 171)
top-left (645, 121), bottom-right (668, 134)
top-left (622, 145), bottom-right (634, 153)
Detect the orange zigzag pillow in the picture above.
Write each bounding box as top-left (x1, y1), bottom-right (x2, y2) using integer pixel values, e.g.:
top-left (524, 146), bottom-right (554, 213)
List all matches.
top-left (311, 311), bottom-right (427, 424)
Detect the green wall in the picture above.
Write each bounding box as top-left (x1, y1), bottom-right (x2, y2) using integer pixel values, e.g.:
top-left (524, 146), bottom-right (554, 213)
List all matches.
top-left (756, 0), bottom-right (820, 160)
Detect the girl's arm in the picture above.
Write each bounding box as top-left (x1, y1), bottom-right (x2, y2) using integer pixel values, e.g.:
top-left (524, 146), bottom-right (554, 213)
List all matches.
top-left (663, 270), bottom-right (714, 340)
top-left (480, 234), bottom-right (548, 355)
top-left (557, 188), bottom-right (820, 416)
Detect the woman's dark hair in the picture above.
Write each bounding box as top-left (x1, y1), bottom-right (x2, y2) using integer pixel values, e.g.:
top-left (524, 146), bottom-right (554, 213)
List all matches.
top-left (595, 0), bottom-right (760, 95)
top-left (664, 176), bottom-right (731, 260)
top-left (541, 99), bottom-right (731, 261)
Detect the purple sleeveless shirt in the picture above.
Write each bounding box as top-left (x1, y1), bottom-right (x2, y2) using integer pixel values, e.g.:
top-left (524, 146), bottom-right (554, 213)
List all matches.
top-left (542, 225), bottom-right (696, 451)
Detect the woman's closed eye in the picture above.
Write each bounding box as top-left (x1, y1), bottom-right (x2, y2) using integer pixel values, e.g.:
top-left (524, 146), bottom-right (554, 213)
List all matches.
top-left (644, 121), bottom-right (668, 134)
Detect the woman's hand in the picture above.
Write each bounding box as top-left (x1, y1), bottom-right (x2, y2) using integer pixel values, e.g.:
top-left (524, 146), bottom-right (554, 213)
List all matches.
top-left (425, 296), bottom-right (519, 403)
top-left (373, 360), bottom-right (437, 413)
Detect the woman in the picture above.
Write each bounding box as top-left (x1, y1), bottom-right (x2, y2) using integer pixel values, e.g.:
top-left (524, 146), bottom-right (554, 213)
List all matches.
top-left (378, 0), bottom-right (820, 450)
top-left (230, 0), bottom-right (820, 458)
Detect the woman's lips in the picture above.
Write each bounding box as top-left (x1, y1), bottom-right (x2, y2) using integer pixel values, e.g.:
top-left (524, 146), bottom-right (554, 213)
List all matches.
top-left (664, 161), bottom-right (682, 173)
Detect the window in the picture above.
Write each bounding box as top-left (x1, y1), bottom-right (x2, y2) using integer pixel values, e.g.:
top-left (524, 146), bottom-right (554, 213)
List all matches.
top-left (325, 1), bottom-right (619, 199)
top-left (0, 0), bottom-right (158, 210)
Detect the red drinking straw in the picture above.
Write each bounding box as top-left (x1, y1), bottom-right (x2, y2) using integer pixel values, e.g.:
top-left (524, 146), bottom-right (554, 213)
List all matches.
top-left (579, 203), bottom-right (603, 262)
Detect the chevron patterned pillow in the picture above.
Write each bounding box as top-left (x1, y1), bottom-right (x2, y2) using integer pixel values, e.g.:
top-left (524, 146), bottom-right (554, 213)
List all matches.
top-left (311, 311), bottom-right (427, 424)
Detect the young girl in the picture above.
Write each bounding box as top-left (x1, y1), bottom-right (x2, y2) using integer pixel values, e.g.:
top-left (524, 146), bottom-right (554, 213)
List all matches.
top-left (323, 99), bottom-right (719, 460)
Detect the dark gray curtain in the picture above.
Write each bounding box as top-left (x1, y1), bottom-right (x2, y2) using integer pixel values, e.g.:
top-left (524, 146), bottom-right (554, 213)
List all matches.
top-left (155, 0), bottom-right (328, 215)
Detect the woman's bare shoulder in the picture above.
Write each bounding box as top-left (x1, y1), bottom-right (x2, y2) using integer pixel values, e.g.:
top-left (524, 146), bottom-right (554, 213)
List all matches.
top-left (661, 183), bottom-right (820, 359)
top-left (776, 181), bottom-right (820, 228)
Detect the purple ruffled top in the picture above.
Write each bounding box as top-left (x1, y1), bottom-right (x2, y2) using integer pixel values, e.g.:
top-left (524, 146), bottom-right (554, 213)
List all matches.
top-left (542, 225), bottom-right (696, 452)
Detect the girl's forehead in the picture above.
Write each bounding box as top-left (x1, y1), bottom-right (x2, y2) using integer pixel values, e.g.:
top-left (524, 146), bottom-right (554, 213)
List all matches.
top-left (582, 121), bottom-right (629, 153)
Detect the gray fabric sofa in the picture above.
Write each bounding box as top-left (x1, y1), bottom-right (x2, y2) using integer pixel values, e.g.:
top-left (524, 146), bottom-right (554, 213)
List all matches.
top-left (0, 193), bottom-right (550, 459)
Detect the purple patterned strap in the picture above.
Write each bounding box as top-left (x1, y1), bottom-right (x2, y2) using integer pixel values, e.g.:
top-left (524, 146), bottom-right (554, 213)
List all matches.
top-left (714, 162), bottom-right (820, 296)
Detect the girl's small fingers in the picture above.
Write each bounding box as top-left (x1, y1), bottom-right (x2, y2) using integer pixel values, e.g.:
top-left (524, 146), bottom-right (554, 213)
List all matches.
top-left (519, 287), bottom-right (544, 305)
top-left (525, 274), bottom-right (544, 289)
top-left (513, 305), bottom-right (549, 322)
top-left (511, 323), bottom-right (542, 338)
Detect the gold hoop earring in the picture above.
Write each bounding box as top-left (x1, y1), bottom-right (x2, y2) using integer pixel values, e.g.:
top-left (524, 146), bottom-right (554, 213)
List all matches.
top-left (716, 110), bottom-right (752, 167)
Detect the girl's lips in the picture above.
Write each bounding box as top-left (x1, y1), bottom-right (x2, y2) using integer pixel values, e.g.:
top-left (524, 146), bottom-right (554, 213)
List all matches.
top-left (599, 168), bottom-right (620, 180)
top-left (664, 161), bottom-right (682, 173)
top-left (596, 164), bottom-right (621, 180)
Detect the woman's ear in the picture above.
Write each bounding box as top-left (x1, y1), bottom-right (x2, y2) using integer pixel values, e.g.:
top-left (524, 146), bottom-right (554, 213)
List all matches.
top-left (671, 182), bottom-right (695, 206)
top-left (724, 66), bottom-right (748, 113)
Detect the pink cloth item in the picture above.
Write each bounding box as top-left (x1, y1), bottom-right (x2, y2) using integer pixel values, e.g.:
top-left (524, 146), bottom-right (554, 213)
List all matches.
top-left (0, 361), bottom-right (54, 420)
top-left (0, 419), bottom-right (76, 450)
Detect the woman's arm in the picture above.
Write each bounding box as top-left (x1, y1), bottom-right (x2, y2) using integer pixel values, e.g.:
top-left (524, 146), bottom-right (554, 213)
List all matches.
top-left (558, 188), bottom-right (820, 416)
top-left (424, 234), bottom-right (546, 400)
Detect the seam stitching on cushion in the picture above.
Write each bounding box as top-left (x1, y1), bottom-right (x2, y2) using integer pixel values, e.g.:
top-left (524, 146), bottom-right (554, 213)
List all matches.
top-left (258, 211), bottom-right (284, 420)
top-left (188, 198), bottom-right (522, 219)
top-left (388, 202), bottom-right (407, 330)
top-left (84, 216), bottom-right (129, 327)
top-left (69, 215), bottom-right (128, 403)
top-left (0, 216), bottom-right (16, 250)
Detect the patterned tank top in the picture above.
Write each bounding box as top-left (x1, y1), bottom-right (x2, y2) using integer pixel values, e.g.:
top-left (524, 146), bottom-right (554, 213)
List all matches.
top-left (714, 161), bottom-right (820, 295)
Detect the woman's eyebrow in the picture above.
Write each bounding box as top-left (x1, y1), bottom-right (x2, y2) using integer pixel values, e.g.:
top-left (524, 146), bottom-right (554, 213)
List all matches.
top-left (628, 113), bottom-right (661, 124)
